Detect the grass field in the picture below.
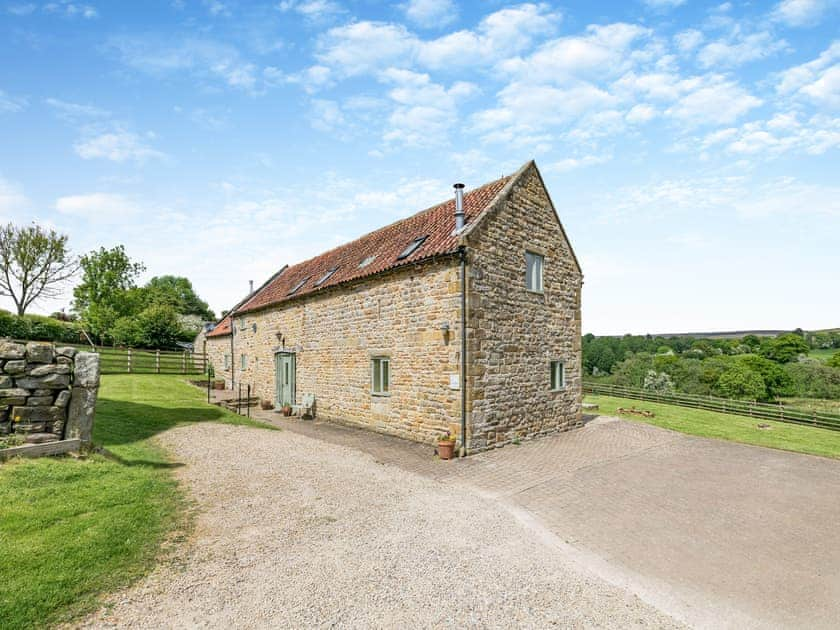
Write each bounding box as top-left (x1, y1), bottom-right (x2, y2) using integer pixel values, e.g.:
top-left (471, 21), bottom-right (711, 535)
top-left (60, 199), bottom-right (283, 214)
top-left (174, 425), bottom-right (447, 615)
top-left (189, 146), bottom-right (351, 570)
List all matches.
top-left (809, 348), bottom-right (838, 363)
top-left (780, 397), bottom-right (840, 415)
top-left (64, 344), bottom-right (206, 375)
top-left (0, 375), bottom-right (273, 629)
top-left (586, 394), bottom-right (840, 460)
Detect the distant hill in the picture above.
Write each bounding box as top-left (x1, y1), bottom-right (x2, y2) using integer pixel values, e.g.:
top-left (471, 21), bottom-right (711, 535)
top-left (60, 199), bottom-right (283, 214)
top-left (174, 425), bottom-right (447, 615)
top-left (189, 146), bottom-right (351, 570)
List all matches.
top-left (597, 328), bottom-right (839, 339)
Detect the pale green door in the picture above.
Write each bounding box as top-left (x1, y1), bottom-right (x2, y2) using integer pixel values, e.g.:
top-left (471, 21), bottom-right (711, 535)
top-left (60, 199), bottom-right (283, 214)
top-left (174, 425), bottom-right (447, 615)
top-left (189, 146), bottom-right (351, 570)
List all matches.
top-left (275, 353), bottom-right (296, 407)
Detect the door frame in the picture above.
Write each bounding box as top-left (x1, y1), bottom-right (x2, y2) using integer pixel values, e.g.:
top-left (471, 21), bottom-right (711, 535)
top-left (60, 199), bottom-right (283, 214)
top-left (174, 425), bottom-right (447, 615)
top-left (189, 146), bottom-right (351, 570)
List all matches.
top-left (274, 352), bottom-right (296, 408)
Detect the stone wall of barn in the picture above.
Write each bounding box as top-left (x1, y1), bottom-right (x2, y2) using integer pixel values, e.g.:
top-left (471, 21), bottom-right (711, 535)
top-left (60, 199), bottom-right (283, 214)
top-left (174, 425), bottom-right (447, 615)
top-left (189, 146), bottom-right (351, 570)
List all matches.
top-left (0, 339), bottom-right (100, 444)
top-left (229, 258), bottom-right (464, 444)
top-left (205, 334), bottom-right (231, 387)
top-left (464, 163), bottom-right (583, 450)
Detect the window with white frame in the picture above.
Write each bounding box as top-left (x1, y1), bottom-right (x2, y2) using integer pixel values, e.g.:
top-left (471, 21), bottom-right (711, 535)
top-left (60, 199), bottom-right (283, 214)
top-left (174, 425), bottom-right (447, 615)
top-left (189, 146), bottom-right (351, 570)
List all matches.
top-left (550, 360), bottom-right (565, 391)
top-left (240, 354), bottom-right (248, 371)
top-left (371, 357), bottom-right (390, 395)
top-left (224, 354), bottom-right (231, 370)
top-left (525, 251), bottom-right (544, 293)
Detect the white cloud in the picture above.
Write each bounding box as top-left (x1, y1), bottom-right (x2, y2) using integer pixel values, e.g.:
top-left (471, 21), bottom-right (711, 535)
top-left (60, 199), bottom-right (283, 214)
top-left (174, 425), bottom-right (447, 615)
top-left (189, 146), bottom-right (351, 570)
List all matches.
top-left (665, 76), bottom-right (762, 125)
top-left (777, 41), bottom-right (840, 107)
top-left (697, 112), bottom-right (840, 156)
top-left (316, 22), bottom-right (417, 76)
top-left (278, 0), bottom-right (344, 21)
top-left (74, 129), bottom-right (166, 163)
top-left (697, 30), bottom-right (788, 69)
top-left (643, 0), bottom-right (686, 7)
top-left (498, 23), bottom-right (650, 84)
top-left (380, 68), bottom-right (477, 146)
top-left (108, 36), bottom-right (262, 93)
top-left (308, 99), bottom-right (346, 133)
top-left (772, 0), bottom-right (832, 26)
top-left (547, 154), bottom-right (611, 172)
top-left (626, 103), bottom-right (657, 123)
top-left (43, 1), bottom-right (97, 18)
top-left (402, 0), bottom-right (457, 28)
top-left (55, 192), bottom-right (141, 220)
top-left (733, 178), bottom-right (840, 218)
top-left (0, 177), bottom-right (30, 221)
top-left (674, 29), bottom-right (704, 53)
top-left (0, 90), bottom-right (27, 113)
top-left (45, 97), bottom-right (109, 121)
top-left (315, 5), bottom-right (560, 77)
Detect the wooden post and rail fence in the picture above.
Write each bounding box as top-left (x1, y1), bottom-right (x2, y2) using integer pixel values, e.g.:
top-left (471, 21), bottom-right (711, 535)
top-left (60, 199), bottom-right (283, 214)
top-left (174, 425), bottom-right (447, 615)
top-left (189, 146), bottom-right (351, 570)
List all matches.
top-left (66, 344), bottom-right (207, 376)
top-left (584, 380), bottom-right (840, 432)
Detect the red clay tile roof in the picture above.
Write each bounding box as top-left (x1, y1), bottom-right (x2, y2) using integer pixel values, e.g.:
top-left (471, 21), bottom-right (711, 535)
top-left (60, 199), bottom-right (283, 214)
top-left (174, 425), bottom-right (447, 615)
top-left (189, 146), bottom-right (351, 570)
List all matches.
top-left (207, 314), bottom-right (232, 338)
top-left (229, 174), bottom-right (513, 315)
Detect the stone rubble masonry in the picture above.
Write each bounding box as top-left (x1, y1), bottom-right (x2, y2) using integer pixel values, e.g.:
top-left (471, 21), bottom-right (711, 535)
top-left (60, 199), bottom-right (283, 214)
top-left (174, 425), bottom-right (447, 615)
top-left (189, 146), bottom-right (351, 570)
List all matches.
top-left (206, 162), bottom-right (583, 452)
top-left (0, 340), bottom-right (100, 444)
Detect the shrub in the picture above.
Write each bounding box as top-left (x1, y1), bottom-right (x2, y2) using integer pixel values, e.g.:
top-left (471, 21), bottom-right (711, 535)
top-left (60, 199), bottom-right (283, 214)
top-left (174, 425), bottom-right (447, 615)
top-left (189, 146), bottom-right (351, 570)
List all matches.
top-left (716, 365), bottom-right (767, 400)
top-left (643, 370), bottom-right (674, 393)
top-left (828, 352), bottom-right (840, 369)
top-left (784, 360), bottom-right (840, 399)
top-left (759, 333), bottom-right (810, 363)
top-left (0, 309), bottom-right (81, 343)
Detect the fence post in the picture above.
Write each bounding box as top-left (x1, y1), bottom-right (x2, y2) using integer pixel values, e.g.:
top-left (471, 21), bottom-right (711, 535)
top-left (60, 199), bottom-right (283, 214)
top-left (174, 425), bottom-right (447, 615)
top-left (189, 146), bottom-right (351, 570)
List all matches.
top-left (156, 349), bottom-right (160, 374)
top-left (207, 374), bottom-right (211, 404)
top-left (247, 384), bottom-right (251, 419)
top-left (127, 348), bottom-right (132, 374)
top-left (237, 384), bottom-right (242, 415)
top-left (182, 352), bottom-right (186, 374)
top-left (779, 401), bottom-right (784, 421)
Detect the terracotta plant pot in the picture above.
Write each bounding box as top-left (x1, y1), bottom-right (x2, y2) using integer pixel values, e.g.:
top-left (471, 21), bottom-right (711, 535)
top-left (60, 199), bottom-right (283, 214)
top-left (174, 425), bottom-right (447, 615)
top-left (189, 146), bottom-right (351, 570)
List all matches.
top-left (437, 440), bottom-right (456, 460)
top-left (213, 381), bottom-right (225, 390)
top-left (282, 406), bottom-right (292, 416)
top-left (260, 400), bottom-right (273, 410)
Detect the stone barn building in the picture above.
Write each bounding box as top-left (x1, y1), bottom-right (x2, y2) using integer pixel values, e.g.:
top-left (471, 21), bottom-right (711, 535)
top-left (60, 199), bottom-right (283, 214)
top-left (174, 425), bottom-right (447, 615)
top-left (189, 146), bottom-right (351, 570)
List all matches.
top-left (204, 160), bottom-right (582, 452)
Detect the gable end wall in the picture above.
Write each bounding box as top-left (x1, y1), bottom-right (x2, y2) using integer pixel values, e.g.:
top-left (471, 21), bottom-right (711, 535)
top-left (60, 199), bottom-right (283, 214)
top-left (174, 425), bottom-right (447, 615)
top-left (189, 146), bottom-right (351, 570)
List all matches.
top-left (466, 164), bottom-right (583, 450)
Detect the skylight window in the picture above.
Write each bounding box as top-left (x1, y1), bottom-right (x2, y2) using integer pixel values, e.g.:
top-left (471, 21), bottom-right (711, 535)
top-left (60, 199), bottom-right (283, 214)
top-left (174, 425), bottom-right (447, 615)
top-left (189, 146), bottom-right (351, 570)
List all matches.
top-left (315, 267), bottom-right (338, 287)
top-left (397, 236), bottom-right (428, 260)
top-left (287, 277), bottom-right (310, 295)
top-left (359, 255), bottom-right (376, 268)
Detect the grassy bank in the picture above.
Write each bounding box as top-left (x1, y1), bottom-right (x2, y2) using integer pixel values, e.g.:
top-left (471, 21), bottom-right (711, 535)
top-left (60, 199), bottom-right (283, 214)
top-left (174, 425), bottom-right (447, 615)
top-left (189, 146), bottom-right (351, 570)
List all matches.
top-left (586, 394), bottom-right (840, 460)
top-left (0, 375), bottom-right (272, 629)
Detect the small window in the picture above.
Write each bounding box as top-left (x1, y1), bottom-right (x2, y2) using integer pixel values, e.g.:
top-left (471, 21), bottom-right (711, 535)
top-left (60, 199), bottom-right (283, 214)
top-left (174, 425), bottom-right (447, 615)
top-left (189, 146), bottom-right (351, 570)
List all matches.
top-left (525, 251), bottom-right (544, 293)
top-left (359, 255), bottom-right (376, 268)
top-left (240, 354), bottom-right (248, 371)
top-left (315, 267), bottom-right (338, 287)
top-left (550, 360), bottom-right (565, 391)
top-left (224, 354), bottom-right (231, 370)
top-left (371, 357), bottom-right (390, 395)
top-left (287, 276), bottom-right (310, 295)
top-left (238, 317), bottom-right (246, 331)
top-left (397, 236), bottom-right (428, 260)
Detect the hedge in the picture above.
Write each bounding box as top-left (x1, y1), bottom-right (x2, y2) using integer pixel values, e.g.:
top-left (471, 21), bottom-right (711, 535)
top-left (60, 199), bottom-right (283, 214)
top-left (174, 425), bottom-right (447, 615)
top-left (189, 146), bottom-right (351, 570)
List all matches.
top-left (0, 310), bottom-right (82, 344)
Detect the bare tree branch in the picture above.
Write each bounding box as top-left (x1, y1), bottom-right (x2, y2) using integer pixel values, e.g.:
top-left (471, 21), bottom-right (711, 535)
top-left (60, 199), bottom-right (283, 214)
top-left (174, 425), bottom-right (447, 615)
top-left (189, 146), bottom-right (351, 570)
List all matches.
top-left (0, 222), bottom-right (79, 316)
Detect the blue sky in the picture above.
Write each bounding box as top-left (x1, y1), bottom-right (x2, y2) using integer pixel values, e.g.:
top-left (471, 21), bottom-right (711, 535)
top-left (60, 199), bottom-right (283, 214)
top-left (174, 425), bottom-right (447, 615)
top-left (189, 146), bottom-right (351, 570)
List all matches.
top-left (1, 0), bottom-right (838, 334)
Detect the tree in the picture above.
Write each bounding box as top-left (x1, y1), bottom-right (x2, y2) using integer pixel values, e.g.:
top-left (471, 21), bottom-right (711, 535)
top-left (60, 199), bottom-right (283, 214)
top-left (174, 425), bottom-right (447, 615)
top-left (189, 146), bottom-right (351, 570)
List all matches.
top-left (135, 304), bottom-right (184, 349)
top-left (0, 223), bottom-right (78, 315)
top-left (716, 365), bottom-right (766, 400)
top-left (828, 352), bottom-right (840, 370)
top-left (73, 246), bottom-right (145, 342)
top-left (143, 275), bottom-right (214, 320)
top-left (759, 333), bottom-right (810, 363)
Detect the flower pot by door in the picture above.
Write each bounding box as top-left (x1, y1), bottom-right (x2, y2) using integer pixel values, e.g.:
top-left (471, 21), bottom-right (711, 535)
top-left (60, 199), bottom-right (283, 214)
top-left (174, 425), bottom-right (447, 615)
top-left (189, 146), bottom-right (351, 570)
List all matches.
top-left (438, 441), bottom-right (456, 460)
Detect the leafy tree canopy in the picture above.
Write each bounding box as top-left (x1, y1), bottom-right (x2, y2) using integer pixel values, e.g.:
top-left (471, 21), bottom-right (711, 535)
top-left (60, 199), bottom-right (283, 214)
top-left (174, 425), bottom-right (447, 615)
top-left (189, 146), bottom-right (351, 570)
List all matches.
top-left (141, 275), bottom-right (214, 320)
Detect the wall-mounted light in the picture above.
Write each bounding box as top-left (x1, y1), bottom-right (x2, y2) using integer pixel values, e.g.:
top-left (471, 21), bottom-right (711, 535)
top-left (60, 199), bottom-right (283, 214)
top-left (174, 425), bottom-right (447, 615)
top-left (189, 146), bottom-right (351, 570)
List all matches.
top-left (252, 323), bottom-right (257, 333)
top-left (440, 322), bottom-right (450, 344)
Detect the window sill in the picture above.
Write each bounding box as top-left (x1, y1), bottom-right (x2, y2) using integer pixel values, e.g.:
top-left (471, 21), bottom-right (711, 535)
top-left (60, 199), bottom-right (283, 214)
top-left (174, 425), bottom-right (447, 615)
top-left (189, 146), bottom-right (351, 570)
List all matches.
top-left (371, 392), bottom-right (391, 398)
top-left (526, 289), bottom-right (545, 295)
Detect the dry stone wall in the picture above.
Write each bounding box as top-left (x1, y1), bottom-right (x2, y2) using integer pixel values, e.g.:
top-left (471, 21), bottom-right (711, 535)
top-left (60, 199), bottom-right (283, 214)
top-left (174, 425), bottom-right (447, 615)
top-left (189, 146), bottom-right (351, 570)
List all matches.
top-left (0, 339), bottom-right (100, 444)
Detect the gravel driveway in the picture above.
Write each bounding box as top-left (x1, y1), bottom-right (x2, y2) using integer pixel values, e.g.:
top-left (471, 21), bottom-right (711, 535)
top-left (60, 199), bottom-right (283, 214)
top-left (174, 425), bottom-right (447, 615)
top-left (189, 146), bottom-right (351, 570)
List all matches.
top-left (82, 423), bottom-right (681, 629)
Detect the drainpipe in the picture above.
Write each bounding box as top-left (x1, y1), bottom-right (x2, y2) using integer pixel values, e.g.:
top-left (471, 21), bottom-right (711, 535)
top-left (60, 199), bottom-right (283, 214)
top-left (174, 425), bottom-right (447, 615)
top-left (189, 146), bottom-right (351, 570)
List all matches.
top-left (230, 324), bottom-right (235, 391)
top-left (459, 246), bottom-right (467, 457)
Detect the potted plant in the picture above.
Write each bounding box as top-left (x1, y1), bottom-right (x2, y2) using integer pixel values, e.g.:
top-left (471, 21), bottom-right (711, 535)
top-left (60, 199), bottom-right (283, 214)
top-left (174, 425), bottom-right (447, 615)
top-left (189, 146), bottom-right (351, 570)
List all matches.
top-left (214, 380), bottom-right (225, 390)
top-left (437, 431), bottom-right (457, 460)
top-left (282, 404), bottom-right (293, 416)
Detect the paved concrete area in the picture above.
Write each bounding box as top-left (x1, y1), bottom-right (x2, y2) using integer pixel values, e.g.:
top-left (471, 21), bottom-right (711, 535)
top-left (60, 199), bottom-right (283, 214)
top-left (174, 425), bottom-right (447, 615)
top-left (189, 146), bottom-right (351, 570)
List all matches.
top-left (235, 398), bottom-right (840, 629)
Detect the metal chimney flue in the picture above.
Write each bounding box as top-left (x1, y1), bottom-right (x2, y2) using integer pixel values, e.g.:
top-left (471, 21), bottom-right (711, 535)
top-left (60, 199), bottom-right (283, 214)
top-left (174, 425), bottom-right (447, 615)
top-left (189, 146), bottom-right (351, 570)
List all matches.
top-left (249, 280), bottom-right (254, 295)
top-left (454, 183), bottom-right (465, 232)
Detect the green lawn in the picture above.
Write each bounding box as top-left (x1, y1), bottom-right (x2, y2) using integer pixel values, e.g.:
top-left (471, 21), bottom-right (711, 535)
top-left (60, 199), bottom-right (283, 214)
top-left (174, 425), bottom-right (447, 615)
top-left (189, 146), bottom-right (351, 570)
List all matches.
top-left (809, 348), bottom-right (838, 363)
top-left (586, 394), bottom-right (840, 460)
top-left (0, 375), bottom-right (273, 630)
